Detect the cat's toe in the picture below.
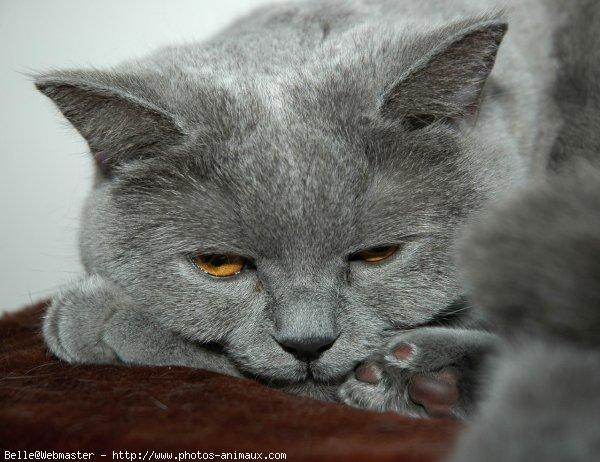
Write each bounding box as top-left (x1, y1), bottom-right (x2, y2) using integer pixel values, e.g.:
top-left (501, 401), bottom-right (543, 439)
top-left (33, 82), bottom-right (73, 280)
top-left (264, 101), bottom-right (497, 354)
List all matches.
top-left (338, 354), bottom-right (424, 416)
top-left (43, 298), bottom-right (76, 362)
top-left (338, 356), bottom-right (400, 411)
top-left (43, 277), bottom-right (119, 364)
top-left (408, 367), bottom-right (460, 418)
top-left (384, 340), bottom-right (418, 368)
top-left (338, 368), bottom-right (387, 411)
top-left (355, 362), bottom-right (382, 384)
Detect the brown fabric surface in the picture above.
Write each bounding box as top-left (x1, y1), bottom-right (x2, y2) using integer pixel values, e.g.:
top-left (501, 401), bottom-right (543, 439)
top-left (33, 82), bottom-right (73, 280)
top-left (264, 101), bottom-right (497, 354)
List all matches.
top-left (0, 302), bottom-right (461, 461)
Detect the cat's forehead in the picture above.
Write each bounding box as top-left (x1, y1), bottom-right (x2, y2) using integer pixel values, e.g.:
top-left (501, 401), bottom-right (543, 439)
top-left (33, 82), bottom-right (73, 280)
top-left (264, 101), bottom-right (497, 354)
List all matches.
top-left (111, 118), bottom-right (473, 261)
top-left (113, 93), bottom-right (478, 258)
top-left (188, 121), bottom-right (473, 255)
top-left (230, 130), bottom-right (368, 195)
top-left (213, 125), bottom-right (371, 248)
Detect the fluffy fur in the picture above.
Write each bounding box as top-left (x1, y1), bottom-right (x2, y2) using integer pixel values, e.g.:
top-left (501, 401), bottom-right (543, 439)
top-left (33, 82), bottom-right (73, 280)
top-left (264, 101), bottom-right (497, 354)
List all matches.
top-left (450, 1), bottom-right (600, 459)
top-left (38, 0), bottom-right (559, 404)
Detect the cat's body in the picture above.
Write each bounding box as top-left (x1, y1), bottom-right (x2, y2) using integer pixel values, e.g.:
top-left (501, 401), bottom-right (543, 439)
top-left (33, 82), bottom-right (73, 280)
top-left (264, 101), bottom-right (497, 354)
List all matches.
top-left (451, 2), bottom-right (600, 458)
top-left (451, 159), bottom-right (600, 460)
top-left (40, 0), bottom-right (561, 410)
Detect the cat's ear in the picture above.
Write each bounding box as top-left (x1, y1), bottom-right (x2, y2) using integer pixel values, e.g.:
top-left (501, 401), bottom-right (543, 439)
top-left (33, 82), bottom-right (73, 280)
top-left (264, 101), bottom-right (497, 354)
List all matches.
top-left (35, 70), bottom-right (185, 176)
top-left (380, 19), bottom-right (507, 130)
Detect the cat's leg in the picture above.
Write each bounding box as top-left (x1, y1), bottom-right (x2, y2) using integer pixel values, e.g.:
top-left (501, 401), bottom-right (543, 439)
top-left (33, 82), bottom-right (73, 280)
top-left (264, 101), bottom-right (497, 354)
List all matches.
top-left (337, 327), bottom-right (498, 419)
top-left (43, 274), bottom-right (240, 376)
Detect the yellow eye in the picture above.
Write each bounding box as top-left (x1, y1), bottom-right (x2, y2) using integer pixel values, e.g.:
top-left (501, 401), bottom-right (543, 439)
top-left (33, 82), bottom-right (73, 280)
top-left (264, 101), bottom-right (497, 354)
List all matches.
top-left (350, 245), bottom-right (399, 263)
top-left (190, 254), bottom-right (249, 277)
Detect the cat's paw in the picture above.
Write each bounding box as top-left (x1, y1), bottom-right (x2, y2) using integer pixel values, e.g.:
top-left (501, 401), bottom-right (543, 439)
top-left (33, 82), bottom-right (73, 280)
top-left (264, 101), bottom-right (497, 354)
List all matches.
top-left (337, 327), bottom-right (497, 419)
top-left (44, 274), bottom-right (243, 376)
top-left (43, 275), bottom-right (120, 364)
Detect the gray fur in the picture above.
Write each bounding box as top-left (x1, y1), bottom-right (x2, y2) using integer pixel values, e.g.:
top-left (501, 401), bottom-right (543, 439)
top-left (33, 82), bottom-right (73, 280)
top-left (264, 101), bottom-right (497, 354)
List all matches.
top-left (451, 1), bottom-right (600, 459)
top-left (450, 340), bottom-right (600, 462)
top-left (450, 161), bottom-right (600, 461)
top-left (38, 0), bottom-right (559, 403)
top-left (44, 275), bottom-right (240, 374)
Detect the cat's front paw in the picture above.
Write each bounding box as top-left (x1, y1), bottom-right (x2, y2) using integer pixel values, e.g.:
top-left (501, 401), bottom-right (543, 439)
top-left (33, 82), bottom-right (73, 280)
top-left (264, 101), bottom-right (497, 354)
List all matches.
top-left (44, 274), bottom-right (243, 377)
top-left (43, 275), bottom-right (120, 364)
top-left (338, 327), bottom-right (497, 419)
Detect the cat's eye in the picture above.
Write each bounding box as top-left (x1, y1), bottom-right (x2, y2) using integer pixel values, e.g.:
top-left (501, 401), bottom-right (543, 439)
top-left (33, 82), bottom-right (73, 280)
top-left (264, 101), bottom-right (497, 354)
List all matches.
top-left (349, 245), bottom-right (400, 263)
top-left (190, 253), bottom-right (252, 277)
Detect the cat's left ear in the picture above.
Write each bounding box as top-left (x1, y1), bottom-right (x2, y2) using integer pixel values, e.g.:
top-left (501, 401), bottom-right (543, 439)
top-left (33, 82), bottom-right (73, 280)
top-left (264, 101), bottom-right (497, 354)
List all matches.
top-left (380, 19), bottom-right (507, 129)
top-left (35, 70), bottom-right (186, 177)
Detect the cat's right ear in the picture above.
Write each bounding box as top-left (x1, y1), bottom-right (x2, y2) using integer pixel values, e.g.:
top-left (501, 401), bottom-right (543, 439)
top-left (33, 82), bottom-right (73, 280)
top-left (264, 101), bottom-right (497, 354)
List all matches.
top-left (379, 19), bottom-right (507, 130)
top-left (35, 70), bottom-right (186, 177)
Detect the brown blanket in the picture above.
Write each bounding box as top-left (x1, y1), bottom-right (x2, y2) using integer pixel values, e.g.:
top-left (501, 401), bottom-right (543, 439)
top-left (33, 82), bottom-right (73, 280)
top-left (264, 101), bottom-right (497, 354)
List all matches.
top-left (0, 302), bottom-right (460, 461)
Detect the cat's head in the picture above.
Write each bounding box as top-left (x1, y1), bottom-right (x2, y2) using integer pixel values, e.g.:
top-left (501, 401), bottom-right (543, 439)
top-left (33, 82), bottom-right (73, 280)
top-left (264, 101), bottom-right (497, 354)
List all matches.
top-left (37, 17), bottom-right (513, 395)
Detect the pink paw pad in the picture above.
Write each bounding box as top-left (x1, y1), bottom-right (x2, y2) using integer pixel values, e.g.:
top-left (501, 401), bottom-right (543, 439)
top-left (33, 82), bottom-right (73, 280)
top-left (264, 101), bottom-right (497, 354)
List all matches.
top-left (355, 362), bottom-right (381, 384)
top-left (392, 342), bottom-right (415, 361)
top-left (408, 367), bottom-right (460, 418)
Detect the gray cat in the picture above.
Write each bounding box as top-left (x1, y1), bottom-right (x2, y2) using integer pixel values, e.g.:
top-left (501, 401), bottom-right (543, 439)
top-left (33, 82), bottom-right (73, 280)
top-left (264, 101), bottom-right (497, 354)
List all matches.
top-left (451, 1), bottom-right (600, 459)
top-left (39, 0), bottom-right (559, 415)
top-left (451, 147), bottom-right (600, 462)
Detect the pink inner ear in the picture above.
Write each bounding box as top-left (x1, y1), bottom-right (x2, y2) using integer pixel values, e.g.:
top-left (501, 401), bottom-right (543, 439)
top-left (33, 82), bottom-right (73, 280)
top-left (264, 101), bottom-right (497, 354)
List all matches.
top-left (455, 82), bottom-right (481, 109)
top-left (382, 21), bottom-right (506, 130)
top-left (447, 82), bottom-right (484, 127)
top-left (448, 107), bottom-right (480, 129)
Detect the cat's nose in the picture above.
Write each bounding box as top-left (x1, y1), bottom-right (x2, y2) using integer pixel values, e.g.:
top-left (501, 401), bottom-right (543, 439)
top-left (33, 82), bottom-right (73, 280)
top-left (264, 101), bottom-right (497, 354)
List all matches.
top-left (274, 334), bottom-right (337, 362)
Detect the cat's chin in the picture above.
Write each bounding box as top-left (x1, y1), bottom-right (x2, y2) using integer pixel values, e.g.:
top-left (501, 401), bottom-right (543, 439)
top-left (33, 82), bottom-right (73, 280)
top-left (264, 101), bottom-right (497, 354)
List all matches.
top-left (231, 350), bottom-right (355, 386)
top-left (308, 362), bottom-right (351, 385)
top-left (274, 379), bottom-right (341, 402)
top-left (239, 360), bottom-right (350, 400)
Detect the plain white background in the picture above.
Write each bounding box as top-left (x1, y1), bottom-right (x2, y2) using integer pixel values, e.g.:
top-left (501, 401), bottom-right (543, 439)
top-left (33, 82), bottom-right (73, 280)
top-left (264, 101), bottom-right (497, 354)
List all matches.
top-left (0, 0), bottom-right (283, 313)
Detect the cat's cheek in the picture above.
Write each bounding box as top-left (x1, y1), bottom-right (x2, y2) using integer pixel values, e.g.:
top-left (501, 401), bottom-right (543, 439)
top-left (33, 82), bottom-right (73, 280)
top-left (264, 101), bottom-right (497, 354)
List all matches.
top-left (148, 259), bottom-right (263, 339)
top-left (346, 239), bottom-right (452, 327)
